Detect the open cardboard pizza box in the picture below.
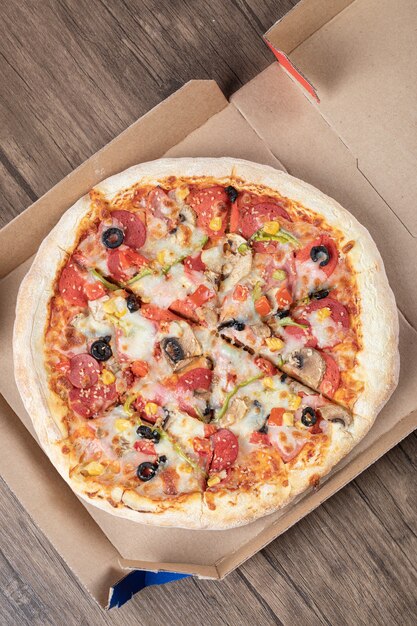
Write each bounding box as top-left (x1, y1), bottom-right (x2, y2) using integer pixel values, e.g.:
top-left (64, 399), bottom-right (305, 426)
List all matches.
top-left (0, 0), bottom-right (416, 608)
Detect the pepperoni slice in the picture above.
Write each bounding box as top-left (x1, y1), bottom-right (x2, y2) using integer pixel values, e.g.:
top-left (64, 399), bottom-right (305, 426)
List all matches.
top-left (319, 352), bottom-right (340, 397)
top-left (305, 297), bottom-right (350, 329)
top-left (134, 440), bottom-right (157, 457)
top-left (84, 281), bottom-right (106, 301)
top-left (240, 202), bottom-right (291, 239)
top-left (178, 368), bottom-right (213, 392)
top-left (210, 429), bottom-right (239, 472)
top-left (184, 252), bottom-right (206, 272)
top-left (284, 322), bottom-right (317, 348)
top-left (193, 437), bottom-right (213, 471)
top-left (187, 186), bottom-right (229, 236)
top-left (296, 236), bottom-right (339, 277)
top-left (69, 383), bottom-right (117, 418)
top-left (58, 258), bottom-right (88, 307)
top-left (67, 354), bottom-right (100, 389)
top-left (112, 210), bottom-right (146, 250)
top-left (107, 247), bottom-right (148, 281)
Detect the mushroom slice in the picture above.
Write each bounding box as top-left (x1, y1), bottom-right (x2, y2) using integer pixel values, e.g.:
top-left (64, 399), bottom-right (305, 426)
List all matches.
top-left (282, 347), bottom-right (326, 389)
top-left (201, 245), bottom-right (224, 273)
top-left (161, 321), bottom-right (202, 370)
top-left (178, 204), bottom-right (197, 226)
top-left (220, 250), bottom-right (252, 293)
top-left (286, 378), bottom-right (316, 397)
top-left (221, 397), bottom-right (249, 427)
top-left (250, 322), bottom-right (272, 338)
top-left (319, 404), bottom-right (352, 427)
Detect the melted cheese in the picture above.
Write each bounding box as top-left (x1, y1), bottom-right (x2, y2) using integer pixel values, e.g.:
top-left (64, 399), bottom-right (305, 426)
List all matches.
top-left (116, 311), bottom-right (157, 361)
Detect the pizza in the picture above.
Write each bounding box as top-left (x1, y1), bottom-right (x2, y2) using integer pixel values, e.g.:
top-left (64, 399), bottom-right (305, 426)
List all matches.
top-left (13, 158), bottom-right (399, 529)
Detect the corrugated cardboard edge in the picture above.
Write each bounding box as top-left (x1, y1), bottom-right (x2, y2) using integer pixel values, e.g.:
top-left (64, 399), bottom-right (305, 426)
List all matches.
top-left (263, 0), bottom-right (355, 101)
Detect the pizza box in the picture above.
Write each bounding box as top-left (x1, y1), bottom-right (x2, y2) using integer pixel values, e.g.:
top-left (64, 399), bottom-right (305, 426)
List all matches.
top-left (0, 0), bottom-right (416, 609)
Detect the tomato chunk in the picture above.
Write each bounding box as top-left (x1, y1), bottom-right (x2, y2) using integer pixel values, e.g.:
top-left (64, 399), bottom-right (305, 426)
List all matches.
top-left (268, 407), bottom-right (285, 426)
top-left (275, 286), bottom-right (293, 309)
top-left (254, 357), bottom-right (277, 376)
top-left (233, 284), bottom-right (249, 302)
top-left (131, 360), bottom-right (149, 378)
top-left (255, 296), bottom-right (272, 317)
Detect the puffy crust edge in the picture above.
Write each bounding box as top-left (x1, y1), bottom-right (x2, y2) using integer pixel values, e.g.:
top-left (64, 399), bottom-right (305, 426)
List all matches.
top-left (13, 157), bottom-right (399, 530)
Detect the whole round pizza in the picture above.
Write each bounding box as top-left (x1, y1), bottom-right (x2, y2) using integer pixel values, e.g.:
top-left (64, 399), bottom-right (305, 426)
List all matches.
top-left (13, 158), bottom-right (399, 529)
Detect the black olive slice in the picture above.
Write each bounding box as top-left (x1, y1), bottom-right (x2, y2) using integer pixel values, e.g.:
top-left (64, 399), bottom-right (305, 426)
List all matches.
top-left (310, 245), bottom-right (330, 267)
top-left (158, 455), bottom-right (167, 464)
top-left (309, 289), bottom-right (330, 300)
top-left (136, 425), bottom-right (160, 443)
top-left (258, 422), bottom-right (268, 434)
top-left (225, 185), bottom-right (238, 203)
top-left (126, 294), bottom-right (140, 313)
top-left (102, 227), bottom-right (124, 249)
top-left (161, 337), bottom-right (185, 363)
top-left (90, 339), bottom-right (112, 361)
top-left (276, 309), bottom-right (290, 319)
top-left (280, 373), bottom-right (288, 384)
top-left (301, 406), bottom-right (317, 427)
top-left (137, 461), bottom-right (158, 482)
top-left (218, 319), bottom-right (246, 331)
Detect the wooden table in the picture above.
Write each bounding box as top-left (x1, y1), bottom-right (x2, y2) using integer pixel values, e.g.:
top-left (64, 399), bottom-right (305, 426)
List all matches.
top-left (1, 1), bottom-right (416, 623)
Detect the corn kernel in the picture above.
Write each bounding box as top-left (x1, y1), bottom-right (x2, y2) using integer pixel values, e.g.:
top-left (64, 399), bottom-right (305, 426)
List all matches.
top-left (265, 337), bottom-right (284, 352)
top-left (209, 216), bottom-right (222, 232)
top-left (272, 269), bottom-right (286, 281)
top-left (317, 307), bottom-right (331, 321)
top-left (157, 250), bottom-right (166, 265)
top-left (288, 394), bottom-right (302, 410)
top-left (101, 369), bottom-right (115, 385)
top-left (84, 461), bottom-right (105, 476)
top-left (207, 475), bottom-right (221, 487)
top-left (145, 402), bottom-right (159, 416)
top-left (262, 377), bottom-right (275, 390)
top-left (114, 418), bottom-right (131, 432)
top-left (177, 186), bottom-right (189, 201)
top-left (103, 299), bottom-right (117, 314)
top-left (263, 221), bottom-right (280, 235)
top-left (282, 412), bottom-right (295, 426)
top-left (103, 298), bottom-right (126, 319)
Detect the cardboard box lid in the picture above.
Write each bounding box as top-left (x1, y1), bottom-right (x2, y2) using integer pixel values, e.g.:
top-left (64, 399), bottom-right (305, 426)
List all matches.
top-left (1, 0), bottom-right (417, 605)
top-left (265, 0), bottom-right (417, 237)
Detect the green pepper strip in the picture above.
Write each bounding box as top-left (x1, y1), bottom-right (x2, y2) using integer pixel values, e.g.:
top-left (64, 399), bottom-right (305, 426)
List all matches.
top-left (124, 397), bottom-right (201, 472)
top-left (125, 267), bottom-right (153, 285)
top-left (251, 227), bottom-right (300, 247)
top-left (252, 280), bottom-right (263, 302)
top-left (215, 374), bottom-right (263, 422)
top-left (161, 235), bottom-right (208, 275)
top-left (161, 255), bottom-right (187, 275)
top-left (91, 268), bottom-right (123, 291)
top-left (277, 316), bottom-right (308, 329)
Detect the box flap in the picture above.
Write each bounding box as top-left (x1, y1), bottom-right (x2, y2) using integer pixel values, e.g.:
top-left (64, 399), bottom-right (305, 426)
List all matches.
top-left (265, 0), bottom-right (353, 55)
top-left (266, 0), bottom-right (417, 237)
top-left (0, 80), bottom-right (227, 279)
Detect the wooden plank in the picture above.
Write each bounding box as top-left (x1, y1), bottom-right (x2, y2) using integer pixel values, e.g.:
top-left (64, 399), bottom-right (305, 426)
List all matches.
top-left (0, 0), bottom-right (416, 623)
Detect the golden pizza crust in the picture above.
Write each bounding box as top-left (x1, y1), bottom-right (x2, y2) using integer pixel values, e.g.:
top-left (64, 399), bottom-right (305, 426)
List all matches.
top-left (13, 157), bottom-right (399, 529)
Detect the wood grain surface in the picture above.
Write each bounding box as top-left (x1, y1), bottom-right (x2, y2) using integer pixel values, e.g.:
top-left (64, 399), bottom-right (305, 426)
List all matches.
top-left (0, 1), bottom-right (416, 624)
